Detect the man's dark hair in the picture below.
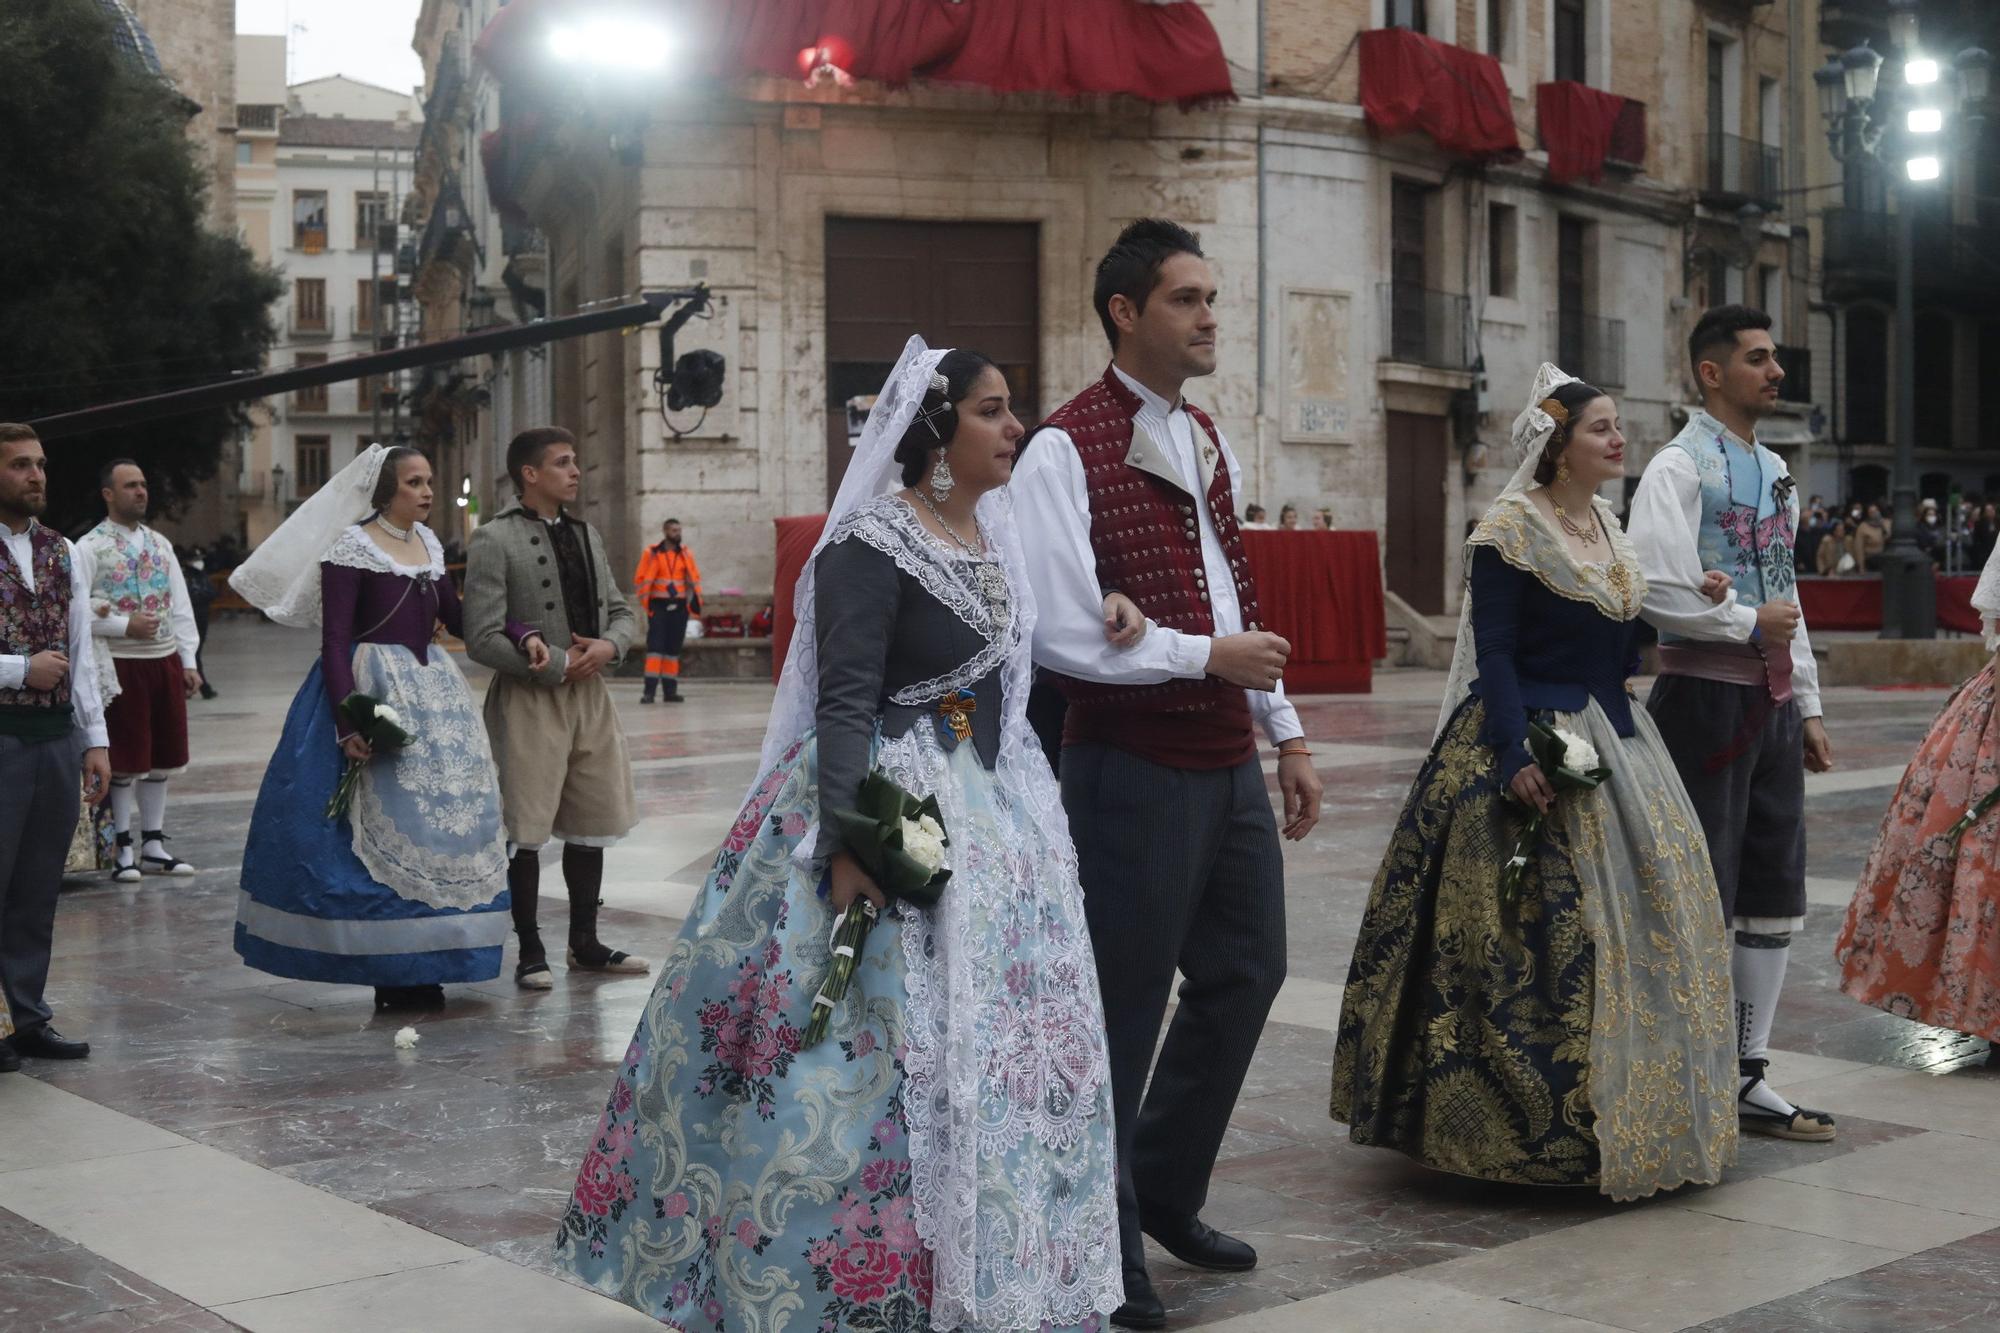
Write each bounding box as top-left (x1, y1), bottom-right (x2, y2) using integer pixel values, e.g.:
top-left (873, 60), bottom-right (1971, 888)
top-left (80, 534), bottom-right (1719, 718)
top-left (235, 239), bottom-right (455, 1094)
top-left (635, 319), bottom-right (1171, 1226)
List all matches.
top-left (1093, 219), bottom-right (1205, 350)
top-left (1688, 304), bottom-right (1773, 380)
top-left (664, 517), bottom-right (680, 527)
top-left (0, 423), bottom-right (37, 448)
top-left (506, 426), bottom-right (576, 493)
top-left (99, 457), bottom-right (141, 492)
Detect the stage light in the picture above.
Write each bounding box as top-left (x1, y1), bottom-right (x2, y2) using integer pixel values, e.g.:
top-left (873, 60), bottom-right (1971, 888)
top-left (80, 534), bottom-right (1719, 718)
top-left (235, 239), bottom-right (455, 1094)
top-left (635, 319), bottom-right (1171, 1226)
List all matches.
top-left (1908, 106), bottom-right (1943, 133)
top-left (1906, 57), bottom-right (1940, 85)
top-left (1906, 155), bottom-right (1941, 181)
top-left (547, 18), bottom-right (673, 72)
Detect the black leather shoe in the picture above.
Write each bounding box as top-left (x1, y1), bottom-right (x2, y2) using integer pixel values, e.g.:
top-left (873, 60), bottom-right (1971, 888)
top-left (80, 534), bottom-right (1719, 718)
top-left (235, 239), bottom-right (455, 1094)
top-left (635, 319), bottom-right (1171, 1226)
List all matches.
top-left (0, 1043), bottom-right (20, 1073)
top-left (9, 1026), bottom-right (90, 1060)
top-left (1109, 1266), bottom-right (1166, 1330)
top-left (1141, 1208), bottom-right (1257, 1272)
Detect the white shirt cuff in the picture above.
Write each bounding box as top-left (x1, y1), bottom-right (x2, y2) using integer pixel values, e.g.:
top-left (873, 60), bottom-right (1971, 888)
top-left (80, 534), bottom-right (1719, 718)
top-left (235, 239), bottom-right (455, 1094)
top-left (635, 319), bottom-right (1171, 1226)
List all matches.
top-left (0, 655), bottom-right (24, 690)
top-left (1164, 629), bottom-right (1212, 677)
top-left (82, 725), bottom-right (109, 750)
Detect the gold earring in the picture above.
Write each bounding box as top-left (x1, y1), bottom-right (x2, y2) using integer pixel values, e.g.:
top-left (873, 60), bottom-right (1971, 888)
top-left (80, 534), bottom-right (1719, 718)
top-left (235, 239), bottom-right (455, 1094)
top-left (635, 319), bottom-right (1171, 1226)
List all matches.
top-left (1555, 456), bottom-right (1571, 486)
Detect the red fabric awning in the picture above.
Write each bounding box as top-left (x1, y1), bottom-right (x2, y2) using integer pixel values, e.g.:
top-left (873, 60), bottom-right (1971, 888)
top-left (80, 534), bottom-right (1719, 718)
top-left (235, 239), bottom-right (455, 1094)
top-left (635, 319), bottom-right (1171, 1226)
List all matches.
top-left (1358, 27), bottom-right (1520, 163)
top-left (477, 0), bottom-right (1234, 106)
top-left (1536, 81), bottom-right (1629, 185)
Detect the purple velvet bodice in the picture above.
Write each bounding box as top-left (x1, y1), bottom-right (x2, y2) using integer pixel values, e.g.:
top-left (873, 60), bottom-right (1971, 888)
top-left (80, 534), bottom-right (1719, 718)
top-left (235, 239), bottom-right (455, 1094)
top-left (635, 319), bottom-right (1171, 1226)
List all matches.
top-left (319, 560), bottom-right (461, 720)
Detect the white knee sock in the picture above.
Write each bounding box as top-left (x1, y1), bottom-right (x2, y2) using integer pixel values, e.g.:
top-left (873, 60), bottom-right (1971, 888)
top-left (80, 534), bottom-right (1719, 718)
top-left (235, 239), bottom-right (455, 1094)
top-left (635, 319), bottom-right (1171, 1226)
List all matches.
top-left (1734, 930), bottom-right (1796, 1117)
top-left (110, 779), bottom-right (138, 837)
top-left (137, 776), bottom-right (169, 836)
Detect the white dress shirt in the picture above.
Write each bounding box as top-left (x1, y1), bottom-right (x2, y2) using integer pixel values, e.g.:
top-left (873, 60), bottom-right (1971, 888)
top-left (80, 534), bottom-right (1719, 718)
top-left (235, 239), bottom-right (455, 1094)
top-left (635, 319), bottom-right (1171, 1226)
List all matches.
top-left (1626, 438), bottom-right (1822, 721)
top-left (78, 522), bottom-right (201, 666)
top-left (0, 521), bottom-right (111, 749)
top-left (1012, 366), bottom-right (1304, 746)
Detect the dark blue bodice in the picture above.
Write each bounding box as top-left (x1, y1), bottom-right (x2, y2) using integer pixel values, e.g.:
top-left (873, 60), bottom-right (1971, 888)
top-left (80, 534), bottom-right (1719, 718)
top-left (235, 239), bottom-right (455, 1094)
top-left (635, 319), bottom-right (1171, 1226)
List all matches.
top-left (1466, 546), bottom-right (1638, 782)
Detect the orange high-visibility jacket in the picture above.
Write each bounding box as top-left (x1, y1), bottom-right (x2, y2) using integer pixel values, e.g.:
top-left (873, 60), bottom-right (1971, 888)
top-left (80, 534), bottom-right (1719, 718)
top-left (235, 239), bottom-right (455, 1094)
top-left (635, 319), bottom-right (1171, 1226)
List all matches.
top-left (635, 542), bottom-right (702, 606)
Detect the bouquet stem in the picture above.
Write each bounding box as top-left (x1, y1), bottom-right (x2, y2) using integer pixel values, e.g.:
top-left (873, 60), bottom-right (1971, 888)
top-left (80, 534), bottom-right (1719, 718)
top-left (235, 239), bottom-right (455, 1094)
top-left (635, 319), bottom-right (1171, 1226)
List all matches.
top-left (1945, 786), bottom-right (2000, 849)
top-left (801, 900), bottom-right (878, 1049)
top-left (1498, 811), bottom-right (1544, 911)
top-left (326, 757), bottom-right (366, 820)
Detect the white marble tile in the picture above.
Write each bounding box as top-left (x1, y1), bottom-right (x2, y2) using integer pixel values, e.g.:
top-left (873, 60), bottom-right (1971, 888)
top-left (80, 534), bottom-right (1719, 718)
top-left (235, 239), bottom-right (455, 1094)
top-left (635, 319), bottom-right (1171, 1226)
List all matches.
top-left (1674, 1175), bottom-right (1995, 1252)
top-left (1777, 1130), bottom-right (2000, 1216)
top-left (1421, 1205), bottom-right (1903, 1332)
top-left (0, 1140), bottom-right (469, 1306)
top-left (214, 1254), bottom-right (662, 1331)
top-left (1803, 764), bottom-right (1911, 797)
top-left (0, 1075), bottom-right (187, 1173)
top-left (1189, 1276), bottom-right (1625, 1332)
top-left (1781, 1067), bottom-right (2000, 1140)
top-left (1804, 874), bottom-right (1859, 907)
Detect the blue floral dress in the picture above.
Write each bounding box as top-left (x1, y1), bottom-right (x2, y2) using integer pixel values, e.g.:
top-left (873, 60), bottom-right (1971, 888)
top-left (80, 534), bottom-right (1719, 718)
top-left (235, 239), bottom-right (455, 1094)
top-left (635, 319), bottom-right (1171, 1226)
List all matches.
top-left (556, 497), bottom-right (1120, 1331)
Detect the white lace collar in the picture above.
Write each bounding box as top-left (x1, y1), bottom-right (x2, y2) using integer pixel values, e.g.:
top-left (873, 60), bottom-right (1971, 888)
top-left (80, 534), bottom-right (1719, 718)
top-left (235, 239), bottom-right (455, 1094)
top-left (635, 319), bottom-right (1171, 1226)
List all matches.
top-left (323, 523), bottom-right (446, 580)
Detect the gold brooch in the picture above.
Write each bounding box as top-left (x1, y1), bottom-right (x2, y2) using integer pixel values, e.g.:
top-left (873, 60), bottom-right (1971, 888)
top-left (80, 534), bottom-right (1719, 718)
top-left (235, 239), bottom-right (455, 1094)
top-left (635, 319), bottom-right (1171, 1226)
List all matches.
top-left (937, 690), bottom-right (976, 744)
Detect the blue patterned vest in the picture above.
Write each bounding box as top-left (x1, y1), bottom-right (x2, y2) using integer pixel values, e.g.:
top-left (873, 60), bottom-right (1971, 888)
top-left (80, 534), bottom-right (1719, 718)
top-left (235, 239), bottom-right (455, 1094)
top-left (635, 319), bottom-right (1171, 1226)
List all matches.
top-left (79, 520), bottom-right (176, 656)
top-left (1656, 410), bottom-right (1798, 646)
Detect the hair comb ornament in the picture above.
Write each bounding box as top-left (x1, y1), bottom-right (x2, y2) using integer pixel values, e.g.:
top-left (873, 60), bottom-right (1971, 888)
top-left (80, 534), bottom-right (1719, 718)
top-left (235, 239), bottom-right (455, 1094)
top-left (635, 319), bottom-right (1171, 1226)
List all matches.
top-left (915, 370), bottom-right (954, 440)
top-left (1540, 397), bottom-right (1570, 426)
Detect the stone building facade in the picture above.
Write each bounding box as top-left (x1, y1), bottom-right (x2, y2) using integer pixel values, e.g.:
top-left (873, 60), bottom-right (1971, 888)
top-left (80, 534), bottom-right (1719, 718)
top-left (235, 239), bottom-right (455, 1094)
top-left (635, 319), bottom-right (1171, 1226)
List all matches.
top-left (413, 0), bottom-right (1822, 629)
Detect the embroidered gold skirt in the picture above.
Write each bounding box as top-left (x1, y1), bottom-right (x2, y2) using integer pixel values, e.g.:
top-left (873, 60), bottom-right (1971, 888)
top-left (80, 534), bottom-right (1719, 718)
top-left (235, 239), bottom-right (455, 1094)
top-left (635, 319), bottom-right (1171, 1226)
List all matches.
top-left (1331, 696), bottom-right (1737, 1201)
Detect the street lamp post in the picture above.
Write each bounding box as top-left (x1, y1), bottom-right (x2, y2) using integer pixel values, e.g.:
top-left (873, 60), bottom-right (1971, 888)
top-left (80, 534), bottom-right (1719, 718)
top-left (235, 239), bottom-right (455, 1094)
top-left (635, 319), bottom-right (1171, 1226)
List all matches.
top-left (1817, 5), bottom-right (1990, 639)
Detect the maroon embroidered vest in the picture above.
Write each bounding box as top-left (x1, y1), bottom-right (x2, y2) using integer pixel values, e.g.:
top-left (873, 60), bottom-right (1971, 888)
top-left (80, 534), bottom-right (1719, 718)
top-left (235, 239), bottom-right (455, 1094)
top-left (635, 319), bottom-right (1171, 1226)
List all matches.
top-left (0, 522), bottom-right (74, 715)
top-left (1041, 368), bottom-right (1264, 770)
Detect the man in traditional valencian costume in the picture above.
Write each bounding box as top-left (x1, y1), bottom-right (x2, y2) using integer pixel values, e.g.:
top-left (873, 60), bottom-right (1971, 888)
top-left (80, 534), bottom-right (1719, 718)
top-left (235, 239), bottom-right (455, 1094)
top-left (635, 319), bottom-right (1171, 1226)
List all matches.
top-left (77, 459), bottom-right (202, 881)
top-left (464, 427), bottom-right (650, 990)
top-left (1013, 220), bottom-right (1323, 1331)
top-left (0, 424), bottom-right (111, 1067)
top-left (1627, 304), bottom-right (1838, 1143)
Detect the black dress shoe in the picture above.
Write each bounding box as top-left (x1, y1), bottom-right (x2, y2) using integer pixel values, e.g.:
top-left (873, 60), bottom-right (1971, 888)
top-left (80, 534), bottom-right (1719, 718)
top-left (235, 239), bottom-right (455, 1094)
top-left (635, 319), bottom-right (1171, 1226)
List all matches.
top-left (0, 1043), bottom-right (20, 1073)
top-left (1140, 1208), bottom-right (1257, 1272)
top-left (1109, 1266), bottom-right (1166, 1330)
top-left (9, 1025), bottom-right (90, 1060)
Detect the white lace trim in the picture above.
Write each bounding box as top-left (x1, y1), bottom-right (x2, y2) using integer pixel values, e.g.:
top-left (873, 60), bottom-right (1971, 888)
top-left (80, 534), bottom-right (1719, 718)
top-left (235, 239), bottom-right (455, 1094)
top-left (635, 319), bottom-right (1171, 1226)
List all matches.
top-left (884, 724), bottom-right (1123, 1331)
top-left (322, 524), bottom-right (446, 580)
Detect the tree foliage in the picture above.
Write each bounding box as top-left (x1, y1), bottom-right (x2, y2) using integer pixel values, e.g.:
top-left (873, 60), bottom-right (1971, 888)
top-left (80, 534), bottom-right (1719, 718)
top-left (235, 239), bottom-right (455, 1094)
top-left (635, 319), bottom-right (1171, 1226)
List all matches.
top-left (0, 0), bottom-right (280, 531)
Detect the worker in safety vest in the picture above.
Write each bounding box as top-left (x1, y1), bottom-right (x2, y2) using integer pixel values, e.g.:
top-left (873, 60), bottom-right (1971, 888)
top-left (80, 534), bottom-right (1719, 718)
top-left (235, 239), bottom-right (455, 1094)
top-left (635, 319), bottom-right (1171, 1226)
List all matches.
top-left (634, 518), bottom-right (702, 703)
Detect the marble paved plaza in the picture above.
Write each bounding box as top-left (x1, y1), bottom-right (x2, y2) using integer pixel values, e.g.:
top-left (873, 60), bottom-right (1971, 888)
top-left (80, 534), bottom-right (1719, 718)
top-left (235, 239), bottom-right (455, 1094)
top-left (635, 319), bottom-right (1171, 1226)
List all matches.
top-left (3, 618), bottom-right (1996, 1332)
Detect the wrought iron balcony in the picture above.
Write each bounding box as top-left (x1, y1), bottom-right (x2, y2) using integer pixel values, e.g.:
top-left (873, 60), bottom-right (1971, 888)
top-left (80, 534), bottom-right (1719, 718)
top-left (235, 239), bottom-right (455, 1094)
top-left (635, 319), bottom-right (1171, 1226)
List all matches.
top-left (1822, 207), bottom-right (2000, 305)
top-left (1702, 132), bottom-right (1784, 209)
top-left (1552, 311), bottom-right (1626, 389)
top-left (1379, 284), bottom-right (1473, 371)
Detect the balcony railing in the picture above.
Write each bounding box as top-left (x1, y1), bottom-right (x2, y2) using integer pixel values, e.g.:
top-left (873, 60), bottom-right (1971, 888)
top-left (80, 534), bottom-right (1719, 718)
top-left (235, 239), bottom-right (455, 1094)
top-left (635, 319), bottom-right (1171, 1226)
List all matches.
top-left (1553, 311), bottom-right (1627, 389)
top-left (288, 306), bottom-right (332, 338)
top-left (238, 103), bottom-right (280, 133)
top-left (1702, 132), bottom-right (1784, 209)
top-left (1606, 99), bottom-right (1646, 171)
top-left (1823, 208), bottom-right (2000, 302)
top-left (1775, 344), bottom-right (1812, 404)
top-left (1379, 284), bottom-right (1472, 371)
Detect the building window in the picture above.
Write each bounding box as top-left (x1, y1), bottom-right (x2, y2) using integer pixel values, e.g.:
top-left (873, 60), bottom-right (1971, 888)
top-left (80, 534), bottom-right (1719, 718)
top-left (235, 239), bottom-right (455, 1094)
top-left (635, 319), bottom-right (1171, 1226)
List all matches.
top-left (1386, 0), bottom-right (1427, 32)
top-left (235, 142), bottom-right (252, 165)
top-left (293, 190), bottom-right (328, 251)
top-left (1485, 0), bottom-right (1510, 59)
top-left (1915, 313), bottom-right (1956, 450)
top-left (1488, 203), bottom-right (1518, 298)
top-left (295, 435), bottom-right (331, 495)
top-left (1556, 216), bottom-right (1588, 368)
top-left (355, 191), bottom-right (391, 249)
top-left (1389, 179), bottom-right (1434, 362)
top-left (294, 278), bottom-right (327, 331)
top-left (1759, 264), bottom-right (1784, 340)
top-left (293, 353), bottom-right (327, 411)
top-left (1846, 307), bottom-right (1889, 443)
top-left (356, 279), bottom-right (377, 334)
top-left (1554, 0), bottom-right (1588, 84)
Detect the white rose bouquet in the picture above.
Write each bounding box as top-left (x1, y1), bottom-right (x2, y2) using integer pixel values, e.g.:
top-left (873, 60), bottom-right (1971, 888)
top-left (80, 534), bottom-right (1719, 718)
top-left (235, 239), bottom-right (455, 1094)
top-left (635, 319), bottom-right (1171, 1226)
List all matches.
top-left (802, 769), bottom-right (952, 1048)
top-left (325, 693), bottom-right (413, 819)
top-left (1498, 720), bottom-right (1612, 912)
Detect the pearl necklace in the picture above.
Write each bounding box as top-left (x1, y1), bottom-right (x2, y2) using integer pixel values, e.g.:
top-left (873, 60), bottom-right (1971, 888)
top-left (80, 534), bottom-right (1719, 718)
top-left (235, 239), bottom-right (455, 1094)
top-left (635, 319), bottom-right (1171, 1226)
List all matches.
top-left (375, 514), bottom-right (414, 542)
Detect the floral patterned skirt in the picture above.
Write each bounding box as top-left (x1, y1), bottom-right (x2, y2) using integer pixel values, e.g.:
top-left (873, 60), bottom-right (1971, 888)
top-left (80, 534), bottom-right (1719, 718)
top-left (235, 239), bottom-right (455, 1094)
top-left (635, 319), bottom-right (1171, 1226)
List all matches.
top-left (1331, 696), bottom-right (1736, 1201)
top-left (1837, 661), bottom-right (2000, 1043)
top-left (554, 731), bottom-right (1114, 1332)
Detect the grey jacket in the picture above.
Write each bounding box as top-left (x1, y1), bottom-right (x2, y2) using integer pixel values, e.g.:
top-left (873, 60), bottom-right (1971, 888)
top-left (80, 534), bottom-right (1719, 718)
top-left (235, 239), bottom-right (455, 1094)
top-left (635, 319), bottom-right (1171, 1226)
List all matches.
top-left (463, 499), bottom-right (639, 687)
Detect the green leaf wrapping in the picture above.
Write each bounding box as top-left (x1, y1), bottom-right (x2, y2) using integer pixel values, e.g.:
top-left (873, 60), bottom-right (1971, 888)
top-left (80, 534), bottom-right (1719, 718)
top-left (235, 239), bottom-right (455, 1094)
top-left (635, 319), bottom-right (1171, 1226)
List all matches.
top-left (336, 692), bottom-right (413, 750)
top-left (824, 769), bottom-right (951, 908)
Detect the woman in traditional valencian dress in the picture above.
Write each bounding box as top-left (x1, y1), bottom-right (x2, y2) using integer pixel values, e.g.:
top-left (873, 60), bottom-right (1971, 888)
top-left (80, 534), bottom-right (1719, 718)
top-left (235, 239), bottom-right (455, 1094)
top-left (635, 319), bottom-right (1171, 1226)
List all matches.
top-left (553, 339), bottom-right (1123, 1331)
top-left (230, 446), bottom-right (529, 1012)
top-left (1836, 539), bottom-right (2000, 1055)
top-left (1331, 365), bottom-right (1740, 1201)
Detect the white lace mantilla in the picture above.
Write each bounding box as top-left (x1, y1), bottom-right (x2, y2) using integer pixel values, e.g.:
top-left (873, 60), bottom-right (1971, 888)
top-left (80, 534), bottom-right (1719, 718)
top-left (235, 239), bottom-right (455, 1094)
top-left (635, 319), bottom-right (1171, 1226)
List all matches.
top-left (830, 496), bottom-right (1022, 708)
top-left (878, 723), bottom-right (1124, 1331)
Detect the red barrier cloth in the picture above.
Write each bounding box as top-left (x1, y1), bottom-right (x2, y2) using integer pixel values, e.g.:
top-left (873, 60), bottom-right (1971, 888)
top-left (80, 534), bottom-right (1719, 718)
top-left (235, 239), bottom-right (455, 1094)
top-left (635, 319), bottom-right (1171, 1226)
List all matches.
top-left (771, 515), bottom-right (830, 684)
top-left (1239, 530), bottom-right (1387, 695)
top-left (1358, 27), bottom-right (1520, 162)
top-left (1793, 575), bottom-right (1981, 635)
top-left (1536, 81), bottom-right (1628, 185)
top-left (478, 0), bottom-right (1233, 105)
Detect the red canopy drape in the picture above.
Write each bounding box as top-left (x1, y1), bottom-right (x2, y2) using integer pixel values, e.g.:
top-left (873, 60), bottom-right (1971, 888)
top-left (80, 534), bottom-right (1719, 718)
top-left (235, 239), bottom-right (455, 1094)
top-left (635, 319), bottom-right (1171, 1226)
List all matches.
top-left (1536, 80), bottom-right (1628, 185)
top-left (1240, 530), bottom-right (1387, 694)
top-left (1358, 27), bottom-right (1520, 162)
top-left (772, 515), bottom-right (830, 683)
top-left (478, 0), bottom-right (1233, 105)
